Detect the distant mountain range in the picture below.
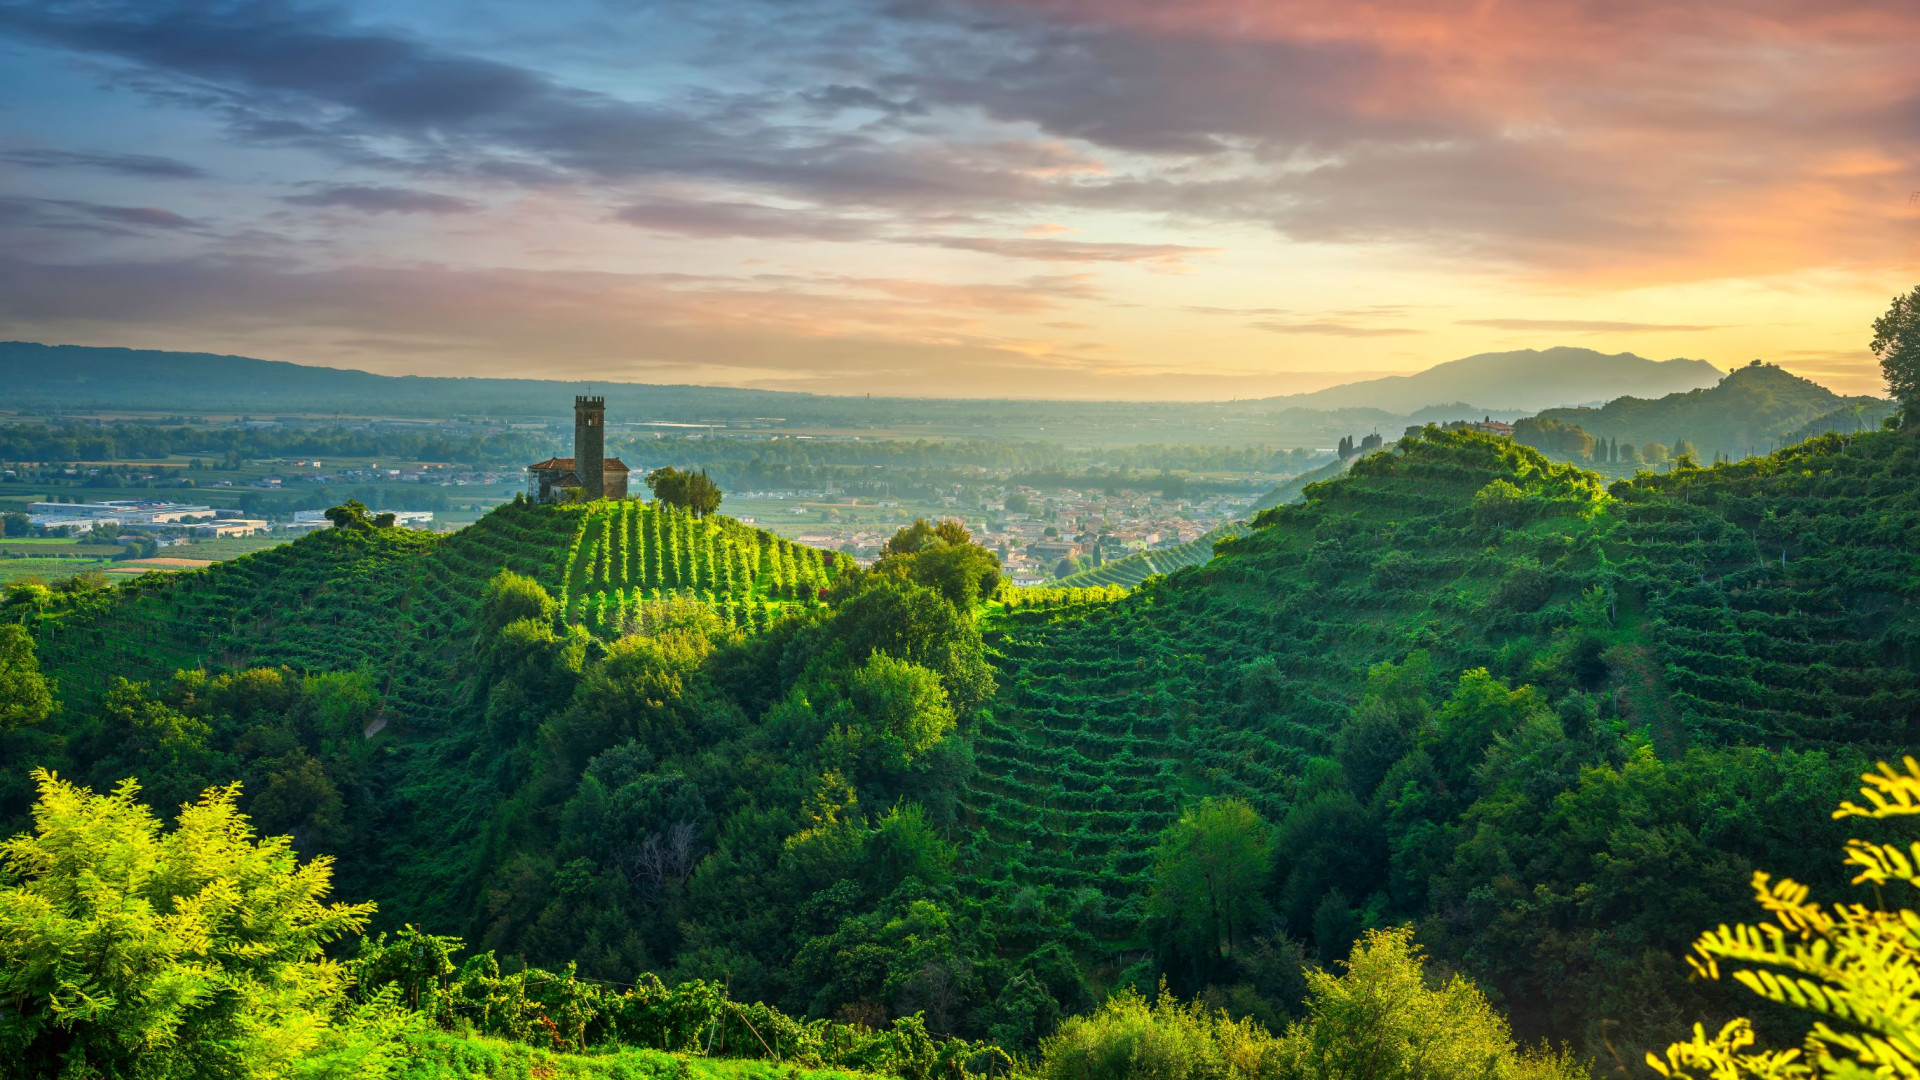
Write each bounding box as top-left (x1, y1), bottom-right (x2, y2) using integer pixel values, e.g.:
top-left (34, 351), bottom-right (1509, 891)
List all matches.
top-left (1272, 347), bottom-right (1724, 413)
top-left (0, 341), bottom-right (1816, 446)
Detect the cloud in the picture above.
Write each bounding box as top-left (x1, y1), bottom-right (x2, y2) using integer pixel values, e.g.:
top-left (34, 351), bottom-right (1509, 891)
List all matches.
top-left (1457, 318), bottom-right (1726, 333)
top-left (0, 147), bottom-right (206, 178)
top-left (1188, 305), bottom-right (1287, 316)
top-left (1251, 320), bottom-right (1424, 337)
top-left (0, 254), bottom-right (1115, 393)
top-left (2, 0), bottom-right (1919, 386)
top-left (283, 185), bottom-right (482, 214)
top-left (0, 0), bottom-right (1051, 211)
top-left (799, 84), bottom-right (926, 117)
top-left (904, 235), bottom-right (1217, 267)
top-left (9, 0), bottom-right (1918, 285)
top-left (614, 198), bottom-right (880, 240)
top-left (0, 195), bottom-right (201, 233)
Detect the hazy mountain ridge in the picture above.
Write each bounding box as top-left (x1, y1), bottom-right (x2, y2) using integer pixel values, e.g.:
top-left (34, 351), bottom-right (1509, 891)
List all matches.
top-left (1533, 360), bottom-right (1887, 457)
top-left (3, 342), bottom-right (1742, 443)
top-left (1273, 346), bottom-right (1724, 413)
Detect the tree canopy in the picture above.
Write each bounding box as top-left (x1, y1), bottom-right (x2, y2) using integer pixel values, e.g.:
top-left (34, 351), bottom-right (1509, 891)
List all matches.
top-left (1148, 797), bottom-right (1275, 984)
top-left (1871, 285), bottom-right (1920, 423)
top-left (0, 770), bottom-right (376, 1078)
top-left (645, 466), bottom-right (723, 516)
top-left (0, 625), bottom-right (52, 732)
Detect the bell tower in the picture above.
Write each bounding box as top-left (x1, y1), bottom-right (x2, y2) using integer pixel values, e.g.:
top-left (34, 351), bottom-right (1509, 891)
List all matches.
top-left (574, 395), bottom-right (605, 499)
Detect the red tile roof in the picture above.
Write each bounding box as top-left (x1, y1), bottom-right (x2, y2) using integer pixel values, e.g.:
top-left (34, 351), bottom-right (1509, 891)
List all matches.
top-left (527, 457), bottom-right (629, 472)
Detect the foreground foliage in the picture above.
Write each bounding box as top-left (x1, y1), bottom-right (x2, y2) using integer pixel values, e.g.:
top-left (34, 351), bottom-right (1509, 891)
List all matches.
top-left (1039, 929), bottom-right (1584, 1080)
top-left (1649, 757), bottom-right (1920, 1079)
top-left (0, 769), bottom-right (384, 1079)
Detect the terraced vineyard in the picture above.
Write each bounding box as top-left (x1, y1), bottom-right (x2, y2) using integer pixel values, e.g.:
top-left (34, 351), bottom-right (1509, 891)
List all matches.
top-left (965, 428), bottom-right (1920, 959)
top-left (26, 497), bottom-right (848, 720)
top-left (557, 501), bottom-right (850, 636)
top-left (1051, 523), bottom-right (1249, 588)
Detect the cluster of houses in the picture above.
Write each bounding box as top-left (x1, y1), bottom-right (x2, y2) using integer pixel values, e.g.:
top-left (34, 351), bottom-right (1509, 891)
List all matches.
top-left (773, 485), bottom-right (1246, 585)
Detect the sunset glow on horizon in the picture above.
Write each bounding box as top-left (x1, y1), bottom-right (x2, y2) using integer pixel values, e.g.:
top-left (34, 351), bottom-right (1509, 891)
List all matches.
top-left (2, 0), bottom-right (1917, 399)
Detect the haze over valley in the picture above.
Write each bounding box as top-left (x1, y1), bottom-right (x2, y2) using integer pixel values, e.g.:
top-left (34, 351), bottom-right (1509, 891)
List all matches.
top-left (6, 2), bottom-right (1920, 1079)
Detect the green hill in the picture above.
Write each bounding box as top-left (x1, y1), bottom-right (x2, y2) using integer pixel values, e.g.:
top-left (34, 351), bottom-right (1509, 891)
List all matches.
top-left (8, 427), bottom-right (1920, 1068)
top-left (968, 426), bottom-right (1919, 1053)
top-left (1782, 397), bottom-right (1902, 443)
top-left (1534, 359), bottom-right (1887, 457)
top-left (27, 497), bottom-right (848, 711)
top-left (1050, 523), bottom-right (1249, 588)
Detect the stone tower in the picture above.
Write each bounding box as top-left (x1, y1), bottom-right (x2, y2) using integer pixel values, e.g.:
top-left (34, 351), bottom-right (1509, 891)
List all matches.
top-left (574, 395), bottom-right (605, 499)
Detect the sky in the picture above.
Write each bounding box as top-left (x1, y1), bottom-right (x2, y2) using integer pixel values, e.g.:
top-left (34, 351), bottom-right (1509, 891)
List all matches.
top-left (1, 0), bottom-right (1917, 400)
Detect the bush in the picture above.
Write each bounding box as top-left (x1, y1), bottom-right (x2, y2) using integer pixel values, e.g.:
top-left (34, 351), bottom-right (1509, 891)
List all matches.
top-left (1274, 927), bottom-right (1586, 1080)
top-left (1039, 985), bottom-right (1288, 1080)
top-left (481, 569), bottom-right (558, 633)
top-left (0, 770), bottom-right (390, 1079)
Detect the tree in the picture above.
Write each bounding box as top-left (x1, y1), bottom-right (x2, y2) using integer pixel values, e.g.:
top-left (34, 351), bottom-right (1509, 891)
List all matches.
top-left (873, 519), bottom-right (1003, 608)
top-left (1870, 286), bottom-right (1920, 423)
top-left (0, 770), bottom-right (379, 1078)
top-left (685, 470), bottom-right (722, 517)
top-left (836, 652), bottom-right (956, 765)
top-left (479, 569), bottom-right (556, 634)
top-left (324, 500), bottom-right (373, 530)
top-left (1147, 797), bottom-right (1274, 980)
top-left (1648, 756), bottom-right (1920, 1079)
top-left (0, 624), bottom-right (53, 731)
top-left (1278, 927), bottom-right (1585, 1080)
top-left (646, 467), bottom-right (723, 517)
top-left (1513, 417), bottom-right (1596, 462)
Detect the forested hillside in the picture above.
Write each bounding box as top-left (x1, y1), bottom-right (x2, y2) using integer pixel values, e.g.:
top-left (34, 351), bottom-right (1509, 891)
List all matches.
top-left (971, 427), bottom-right (1919, 1061)
top-left (5, 427), bottom-right (1918, 1075)
top-left (1533, 360), bottom-right (1887, 457)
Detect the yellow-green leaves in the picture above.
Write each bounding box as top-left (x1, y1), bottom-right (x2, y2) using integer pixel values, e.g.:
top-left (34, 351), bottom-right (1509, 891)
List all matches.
top-left (1649, 1020), bottom-right (1811, 1080)
top-left (0, 769), bottom-right (375, 1079)
top-left (1651, 759), bottom-right (1920, 1079)
top-left (1279, 927), bottom-right (1585, 1080)
top-left (1833, 756), bottom-right (1920, 820)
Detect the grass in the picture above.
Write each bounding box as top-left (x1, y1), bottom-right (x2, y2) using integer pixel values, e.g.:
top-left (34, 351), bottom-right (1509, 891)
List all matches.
top-left (167, 535), bottom-right (296, 559)
top-left (0, 557), bottom-right (113, 584)
top-left (0, 538), bottom-right (124, 550)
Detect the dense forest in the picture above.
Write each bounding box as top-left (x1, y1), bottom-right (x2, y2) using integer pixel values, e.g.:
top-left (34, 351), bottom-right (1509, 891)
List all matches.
top-left (5, 418), bottom-right (1920, 1077)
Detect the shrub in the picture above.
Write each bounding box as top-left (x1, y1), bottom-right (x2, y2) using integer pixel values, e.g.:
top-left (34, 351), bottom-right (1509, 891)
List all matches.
top-left (1275, 927), bottom-right (1587, 1080)
top-left (0, 770), bottom-right (390, 1079)
top-left (1039, 984), bottom-right (1288, 1080)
